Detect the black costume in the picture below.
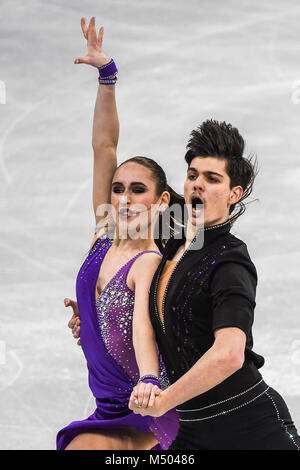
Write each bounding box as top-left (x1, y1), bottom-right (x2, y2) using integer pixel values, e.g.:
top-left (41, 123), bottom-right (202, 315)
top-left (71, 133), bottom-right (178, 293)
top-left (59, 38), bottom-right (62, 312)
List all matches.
top-left (149, 220), bottom-right (300, 450)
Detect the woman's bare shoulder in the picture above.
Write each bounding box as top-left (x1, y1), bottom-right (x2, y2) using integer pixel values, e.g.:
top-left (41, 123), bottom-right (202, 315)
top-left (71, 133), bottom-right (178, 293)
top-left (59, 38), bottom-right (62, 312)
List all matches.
top-left (131, 250), bottom-right (162, 278)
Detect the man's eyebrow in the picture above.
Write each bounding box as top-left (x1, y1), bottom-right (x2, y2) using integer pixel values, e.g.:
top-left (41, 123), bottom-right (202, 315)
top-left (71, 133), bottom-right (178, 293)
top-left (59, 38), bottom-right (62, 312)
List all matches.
top-left (205, 171), bottom-right (224, 178)
top-left (187, 167), bottom-right (197, 173)
top-left (187, 167), bottom-right (224, 178)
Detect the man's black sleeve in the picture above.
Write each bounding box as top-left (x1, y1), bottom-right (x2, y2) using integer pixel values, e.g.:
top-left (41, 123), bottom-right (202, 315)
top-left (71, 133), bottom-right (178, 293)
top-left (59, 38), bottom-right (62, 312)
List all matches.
top-left (210, 261), bottom-right (257, 335)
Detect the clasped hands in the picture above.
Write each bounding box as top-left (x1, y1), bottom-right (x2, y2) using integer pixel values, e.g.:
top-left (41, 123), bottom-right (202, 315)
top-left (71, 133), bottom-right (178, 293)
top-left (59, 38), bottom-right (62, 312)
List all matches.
top-left (128, 381), bottom-right (167, 418)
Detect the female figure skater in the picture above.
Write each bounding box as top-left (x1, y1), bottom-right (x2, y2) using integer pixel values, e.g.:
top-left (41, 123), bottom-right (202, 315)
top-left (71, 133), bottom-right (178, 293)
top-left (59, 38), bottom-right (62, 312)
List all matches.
top-left (130, 120), bottom-right (300, 450)
top-left (56, 17), bottom-right (179, 450)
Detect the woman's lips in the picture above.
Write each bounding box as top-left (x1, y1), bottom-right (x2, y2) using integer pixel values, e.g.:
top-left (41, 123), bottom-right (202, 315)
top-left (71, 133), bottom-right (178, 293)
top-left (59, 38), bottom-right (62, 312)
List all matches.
top-left (118, 208), bottom-right (137, 219)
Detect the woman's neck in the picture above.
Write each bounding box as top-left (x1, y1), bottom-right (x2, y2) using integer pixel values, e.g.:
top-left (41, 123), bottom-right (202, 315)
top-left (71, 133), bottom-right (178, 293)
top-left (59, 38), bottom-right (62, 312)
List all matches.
top-left (113, 234), bottom-right (158, 253)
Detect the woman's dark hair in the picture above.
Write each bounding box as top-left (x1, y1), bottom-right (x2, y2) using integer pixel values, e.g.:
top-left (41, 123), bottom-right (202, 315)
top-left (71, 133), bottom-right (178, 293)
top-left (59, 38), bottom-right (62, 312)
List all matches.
top-left (119, 156), bottom-right (185, 251)
top-left (184, 119), bottom-right (258, 224)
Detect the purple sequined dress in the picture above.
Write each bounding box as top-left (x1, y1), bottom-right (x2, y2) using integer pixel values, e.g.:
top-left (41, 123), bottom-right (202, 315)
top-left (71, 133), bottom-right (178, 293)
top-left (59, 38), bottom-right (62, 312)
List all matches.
top-left (56, 233), bottom-right (179, 450)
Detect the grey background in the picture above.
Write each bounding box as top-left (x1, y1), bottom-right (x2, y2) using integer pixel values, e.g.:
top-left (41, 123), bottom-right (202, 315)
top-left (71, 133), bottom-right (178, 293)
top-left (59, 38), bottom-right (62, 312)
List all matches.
top-left (0, 0), bottom-right (300, 450)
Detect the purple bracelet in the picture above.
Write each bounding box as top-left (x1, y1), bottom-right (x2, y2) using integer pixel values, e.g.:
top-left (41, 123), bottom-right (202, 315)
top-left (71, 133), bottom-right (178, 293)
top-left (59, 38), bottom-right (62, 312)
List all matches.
top-left (137, 375), bottom-right (161, 388)
top-left (141, 378), bottom-right (161, 388)
top-left (98, 77), bottom-right (118, 85)
top-left (98, 59), bottom-right (118, 79)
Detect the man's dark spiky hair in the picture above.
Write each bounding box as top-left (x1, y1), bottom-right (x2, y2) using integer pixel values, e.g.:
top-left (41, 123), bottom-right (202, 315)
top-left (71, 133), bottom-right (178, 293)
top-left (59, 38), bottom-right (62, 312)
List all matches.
top-left (184, 119), bottom-right (258, 224)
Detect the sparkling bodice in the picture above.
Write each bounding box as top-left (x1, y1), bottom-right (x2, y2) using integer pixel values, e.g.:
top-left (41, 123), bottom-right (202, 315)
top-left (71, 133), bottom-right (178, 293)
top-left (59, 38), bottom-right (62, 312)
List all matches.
top-left (94, 234), bottom-right (167, 385)
top-left (96, 269), bottom-right (137, 380)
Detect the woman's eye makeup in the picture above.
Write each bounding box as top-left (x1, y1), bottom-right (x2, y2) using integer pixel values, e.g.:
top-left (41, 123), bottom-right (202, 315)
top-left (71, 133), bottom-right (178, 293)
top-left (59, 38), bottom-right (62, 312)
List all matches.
top-left (112, 186), bottom-right (124, 193)
top-left (112, 185), bottom-right (147, 193)
top-left (132, 187), bottom-right (146, 193)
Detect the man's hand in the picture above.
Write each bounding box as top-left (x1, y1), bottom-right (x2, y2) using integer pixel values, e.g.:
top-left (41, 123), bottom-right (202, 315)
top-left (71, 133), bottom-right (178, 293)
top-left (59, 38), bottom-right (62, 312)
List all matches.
top-left (74, 17), bottom-right (111, 68)
top-left (131, 382), bottom-right (161, 409)
top-left (129, 388), bottom-right (167, 418)
top-left (64, 298), bottom-right (81, 346)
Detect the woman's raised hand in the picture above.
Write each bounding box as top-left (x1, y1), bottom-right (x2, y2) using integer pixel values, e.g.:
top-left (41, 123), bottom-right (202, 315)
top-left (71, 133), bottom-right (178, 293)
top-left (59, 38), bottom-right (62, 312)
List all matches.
top-left (74, 17), bottom-right (111, 68)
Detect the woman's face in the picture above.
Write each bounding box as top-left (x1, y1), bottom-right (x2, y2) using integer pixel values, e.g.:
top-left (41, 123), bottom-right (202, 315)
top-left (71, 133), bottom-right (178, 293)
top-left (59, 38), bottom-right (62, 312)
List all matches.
top-left (184, 156), bottom-right (243, 228)
top-left (111, 162), bottom-right (163, 238)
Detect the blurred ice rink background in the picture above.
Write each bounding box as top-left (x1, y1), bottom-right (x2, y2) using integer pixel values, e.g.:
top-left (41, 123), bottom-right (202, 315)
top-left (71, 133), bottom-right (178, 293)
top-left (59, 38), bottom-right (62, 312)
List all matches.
top-left (0, 0), bottom-right (300, 450)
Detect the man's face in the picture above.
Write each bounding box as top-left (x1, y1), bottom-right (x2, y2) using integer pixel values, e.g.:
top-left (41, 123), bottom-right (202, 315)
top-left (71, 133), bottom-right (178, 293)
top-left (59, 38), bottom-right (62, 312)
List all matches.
top-left (184, 156), bottom-right (242, 227)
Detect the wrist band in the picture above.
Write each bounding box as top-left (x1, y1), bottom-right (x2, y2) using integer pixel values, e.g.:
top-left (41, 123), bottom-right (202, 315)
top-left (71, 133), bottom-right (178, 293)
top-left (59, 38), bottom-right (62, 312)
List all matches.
top-left (137, 374), bottom-right (161, 388)
top-left (98, 59), bottom-right (118, 79)
top-left (98, 77), bottom-right (118, 85)
top-left (141, 378), bottom-right (161, 388)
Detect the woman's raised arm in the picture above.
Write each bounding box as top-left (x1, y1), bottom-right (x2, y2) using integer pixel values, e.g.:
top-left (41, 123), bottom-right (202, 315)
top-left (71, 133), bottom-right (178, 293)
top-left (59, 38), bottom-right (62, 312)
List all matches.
top-left (75, 17), bottom-right (119, 227)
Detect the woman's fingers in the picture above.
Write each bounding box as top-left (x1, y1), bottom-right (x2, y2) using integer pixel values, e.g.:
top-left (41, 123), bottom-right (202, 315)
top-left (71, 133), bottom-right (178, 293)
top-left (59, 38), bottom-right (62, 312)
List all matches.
top-left (137, 382), bottom-right (146, 407)
top-left (148, 388), bottom-right (156, 407)
top-left (136, 383), bottom-right (158, 408)
top-left (87, 17), bottom-right (92, 43)
top-left (74, 56), bottom-right (89, 65)
top-left (80, 17), bottom-right (88, 40)
top-left (148, 386), bottom-right (161, 407)
top-left (129, 391), bottom-right (138, 410)
top-left (141, 383), bottom-right (153, 408)
top-left (87, 16), bottom-right (97, 45)
top-left (91, 17), bottom-right (97, 42)
top-left (97, 26), bottom-right (104, 48)
top-left (81, 16), bottom-right (103, 48)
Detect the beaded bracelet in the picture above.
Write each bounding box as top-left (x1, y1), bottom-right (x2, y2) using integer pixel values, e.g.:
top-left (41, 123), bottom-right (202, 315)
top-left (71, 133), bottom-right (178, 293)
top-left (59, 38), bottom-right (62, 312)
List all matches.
top-left (141, 378), bottom-right (161, 388)
top-left (98, 77), bottom-right (118, 85)
top-left (137, 374), bottom-right (161, 388)
top-left (98, 58), bottom-right (118, 85)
